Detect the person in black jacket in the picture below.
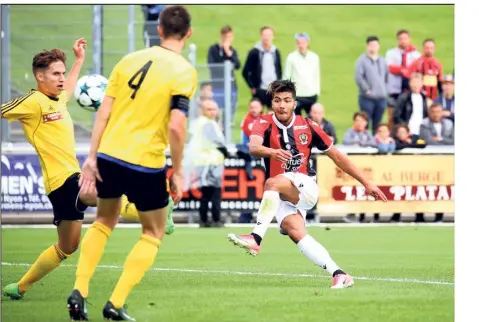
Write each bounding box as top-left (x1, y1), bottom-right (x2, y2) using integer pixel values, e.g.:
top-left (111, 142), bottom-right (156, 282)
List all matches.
top-left (393, 72), bottom-right (428, 136)
top-left (309, 103), bottom-right (338, 143)
top-left (242, 26), bottom-right (282, 111)
top-left (207, 25), bottom-right (241, 125)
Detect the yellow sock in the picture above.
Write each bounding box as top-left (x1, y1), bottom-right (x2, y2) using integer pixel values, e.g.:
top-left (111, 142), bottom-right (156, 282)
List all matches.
top-left (74, 221), bottom-right (111, 297)
top-left (18, 244), bottom-right (69, 294)
top-left (120, 195), bottom-right (140, 222)
top-left (109, 234), bottom-right (161, 308)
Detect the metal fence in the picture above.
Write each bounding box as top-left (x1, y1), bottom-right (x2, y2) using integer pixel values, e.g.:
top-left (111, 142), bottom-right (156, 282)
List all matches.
top-left (1, 4), bottom-right (236, 144)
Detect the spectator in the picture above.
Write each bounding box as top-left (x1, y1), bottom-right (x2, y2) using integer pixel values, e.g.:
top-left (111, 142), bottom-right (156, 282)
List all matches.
top-left (242, 26), bottom-right (282, 111)
top-left (184, 99), bottom-right (229, 227)
top-left (236, 99), bottom-right (263, 224)
top-left (207, 25), bottom-right (241, 125)
top-left (308, 103), bottom-right (338, 143)
top-left (385, 29), bottom-right (421, 129)
top-left (354, 36), bottom-right (388, 133)
top-left (434, 74), bottom-right (455, 123)
top-left (419, 103), bottom-right (454, 145)
top-left (375, 123), bottom-right (396, 154)
top-left (393, 124), bottom-right (426, 150)
top-left (406, 39), bottom-right (444, 100)
top-left (141, 5), bottom-right (166, 47)
top-left (343, 112), bottom-right (376, 147)
top-left (284, 32), bottom-right (320, 116)
top-left (393, 72), bottom-right (428, 136)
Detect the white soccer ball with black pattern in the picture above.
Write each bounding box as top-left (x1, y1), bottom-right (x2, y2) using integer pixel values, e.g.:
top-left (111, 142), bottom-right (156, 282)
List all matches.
top-left (74, 74), bottom-right (108, 112)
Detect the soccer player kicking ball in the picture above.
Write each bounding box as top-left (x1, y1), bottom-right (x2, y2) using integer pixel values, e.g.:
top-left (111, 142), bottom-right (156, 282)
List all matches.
top-left (228, 79), bottom-right (387, 289)
top-left (66, 5), bottom-right (196, 321)
top-left (1, 40), bottom-right (176, 302)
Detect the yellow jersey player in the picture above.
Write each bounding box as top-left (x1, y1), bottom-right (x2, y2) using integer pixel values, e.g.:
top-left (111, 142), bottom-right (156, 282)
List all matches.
top-left (1, 39), bottom-right (99, 300)
top-left (66, 5), bottom-right (197, 321)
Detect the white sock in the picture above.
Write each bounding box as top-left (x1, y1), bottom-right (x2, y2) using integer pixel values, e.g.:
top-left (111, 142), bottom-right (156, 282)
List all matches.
top-left (252, 190), bottom-right (281, 239)
top-left (297, 235), bottom-right (341, 276)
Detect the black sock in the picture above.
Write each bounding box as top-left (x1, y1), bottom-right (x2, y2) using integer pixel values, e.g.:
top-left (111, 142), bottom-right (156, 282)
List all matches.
top-left (332, 269), bottom-right (346, 277)
top-left (251, 233), bottom-right (262, 245)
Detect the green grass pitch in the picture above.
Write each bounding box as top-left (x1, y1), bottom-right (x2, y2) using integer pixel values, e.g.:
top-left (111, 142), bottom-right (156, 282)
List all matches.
top-left (2, 226), bottom-right (453, 322)
top-left (9, 4), bottom-right (454, 142)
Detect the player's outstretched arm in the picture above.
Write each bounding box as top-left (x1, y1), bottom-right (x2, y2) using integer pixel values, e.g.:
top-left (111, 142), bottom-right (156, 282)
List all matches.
top-left (325, 146), bottom-right (387, 202)
top-left (250, 135), bottom-right (291, 162)
top-left (64, 38), bottom-right (87, 102)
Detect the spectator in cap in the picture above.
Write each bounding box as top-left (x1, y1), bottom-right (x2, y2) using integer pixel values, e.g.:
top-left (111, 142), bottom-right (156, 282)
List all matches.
top-left (284, 32), bottom-right (321, 116)
top-left (433, 74), bottom-right (455, 123)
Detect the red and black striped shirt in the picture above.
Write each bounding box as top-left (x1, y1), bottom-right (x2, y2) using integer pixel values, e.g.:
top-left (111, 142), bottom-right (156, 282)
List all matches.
top-left (251, 114), bottom-right (333, 179)
top-left (407, 56), bottom-right (444, 100)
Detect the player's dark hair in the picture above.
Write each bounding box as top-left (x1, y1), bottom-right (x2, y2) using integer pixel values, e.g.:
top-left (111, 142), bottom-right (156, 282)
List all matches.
top-left (267, 79), bottom-right (296, 99)
top-left (159, 5), bottom-right (191, 40)
top-left (423, 38), bottom-right (435, 45)
top-left (221, 25), bottom-right (233, 34)
top-left (353, 111), bottom-right (369, 122)
top-left (366, 35), bottom-right (379, 44)
top-left (32, 48), bottom-right (66, 74)
top-left (396, 29), bottom-right (409, 38)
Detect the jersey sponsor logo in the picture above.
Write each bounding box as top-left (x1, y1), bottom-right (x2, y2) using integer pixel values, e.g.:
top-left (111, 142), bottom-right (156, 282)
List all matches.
top-left (260, 119), bottom-right (268, 124)
top-left (42, 112), bottom-right (63, 123)
top-left (281, 152), bottom-right (306, 172)
top-left (294, 125), bottom-right (308, 130)
top-left (298, 133), bottom-right (309, 145)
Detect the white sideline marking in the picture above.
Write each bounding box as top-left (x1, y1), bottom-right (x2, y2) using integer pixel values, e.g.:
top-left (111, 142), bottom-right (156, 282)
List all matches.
top-left (1, 222), bottom-right (455, 229)
top-left (1, 262), bottom-right (454, 286)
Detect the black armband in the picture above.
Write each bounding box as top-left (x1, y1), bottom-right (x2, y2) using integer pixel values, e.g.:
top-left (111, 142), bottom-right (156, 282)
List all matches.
top-left (217, 147), bottom-right (230, 158)
top-left (170, 95), bottom-right (190, 117)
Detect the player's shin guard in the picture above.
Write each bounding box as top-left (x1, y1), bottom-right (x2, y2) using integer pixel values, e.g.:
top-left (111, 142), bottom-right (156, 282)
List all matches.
top-left (251, 191), bottom-right (281, 244)
top-left (297, 235), bottom-right (341, 276)
top-left (74, 221), bottom-right (111, 298)
top-left (109, 234), bottom-right (161, 308)
top-left (17, 244), bottom-right (70, 294)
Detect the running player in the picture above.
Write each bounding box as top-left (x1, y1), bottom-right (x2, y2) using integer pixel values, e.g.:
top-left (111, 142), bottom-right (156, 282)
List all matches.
top-left (66, 5), bottom-right (196, 321)
top-left (1, 40), bottom-right (176, 302)
top-left (227, 79), bottom-right (387, 289)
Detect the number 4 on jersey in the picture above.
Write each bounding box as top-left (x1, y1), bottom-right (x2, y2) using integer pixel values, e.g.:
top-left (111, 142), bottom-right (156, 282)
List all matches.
top-left (128, 60), bottom-right (153, 99)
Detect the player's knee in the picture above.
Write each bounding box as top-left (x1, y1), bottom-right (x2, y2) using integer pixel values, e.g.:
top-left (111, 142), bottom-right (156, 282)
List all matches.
top-left (58, 239), bottom-right (80, 255)
top-left (264, 177), bottom-right (282, 191)
top-left (142, 226), bottom-right (165, 240)
top-left (287, 227), bottom-right (306, 244)
top-left (96, 217), bottom-right (119, 231)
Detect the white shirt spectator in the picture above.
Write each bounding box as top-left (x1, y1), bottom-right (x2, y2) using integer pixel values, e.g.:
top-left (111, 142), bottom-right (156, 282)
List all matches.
top-left (433, 123), bottom-right (442, 140)
top-left (284, 50), bottom-right (320, 97)
top-left (409, 93), bottom-right (424, 135)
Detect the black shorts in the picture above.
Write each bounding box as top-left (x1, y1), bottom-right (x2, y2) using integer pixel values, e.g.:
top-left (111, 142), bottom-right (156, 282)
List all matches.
top-left (96, 156), bottom-right (169, 212)
top-left (388, 94), bottom-right (400, 108)
top-left (48, 173), bottom-right (88, 226)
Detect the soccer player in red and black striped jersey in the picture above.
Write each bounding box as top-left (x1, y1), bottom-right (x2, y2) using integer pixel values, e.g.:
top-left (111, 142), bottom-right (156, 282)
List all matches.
top-left (228, 79), bottom-right (387, 289)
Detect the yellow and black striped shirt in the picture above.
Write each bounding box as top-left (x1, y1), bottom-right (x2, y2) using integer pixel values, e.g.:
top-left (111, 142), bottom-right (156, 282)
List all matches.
top-left (1, 90), bottom-right (80, 194)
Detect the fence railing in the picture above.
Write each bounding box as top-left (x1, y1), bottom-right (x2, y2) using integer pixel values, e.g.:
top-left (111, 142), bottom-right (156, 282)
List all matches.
top-left (1, 4), bottom-right (237, 144)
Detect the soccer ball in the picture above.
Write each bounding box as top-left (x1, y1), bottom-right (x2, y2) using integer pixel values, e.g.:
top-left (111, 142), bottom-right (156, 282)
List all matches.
top-left (74, 74), bottom-right (108, 112)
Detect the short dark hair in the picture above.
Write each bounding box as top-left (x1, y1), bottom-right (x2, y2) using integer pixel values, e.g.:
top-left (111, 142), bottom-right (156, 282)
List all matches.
top-left (267, 79), bottom-right (296, 99)
top-left (353, 111), bottom-right (369, 122)
top-left (395, 123), bottom-right (409, 132)
top-left (430, 102), bottom-right (442, 109)
top-left (249, 97), bottom-right (262, 105)
top-left (376, 123), bottom-right (389, 132)
top-left (199, 81), bottom-right (212, 90)
top-left (423, 38), bottom-right (435, 45)
top-left (366, 36), bottom-right (379, 44)
top-left (396, 29), bottom-right (410, 38)
top-left (32, 48), bottom-right (66, 74)
top-left (159, 5), bottom-right (191, 40)
top-left (220, 25), bottom-right (233, 34)
top-left (260, 26), bottom-right (274, 34)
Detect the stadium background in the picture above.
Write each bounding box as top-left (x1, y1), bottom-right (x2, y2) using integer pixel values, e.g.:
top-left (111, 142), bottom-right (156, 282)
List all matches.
top-left (1, 4), bottom-right (454, 322)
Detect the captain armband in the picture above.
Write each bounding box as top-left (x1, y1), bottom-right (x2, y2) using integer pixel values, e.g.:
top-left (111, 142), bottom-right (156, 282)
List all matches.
top-left (170, 95), bottom-right (190, 117)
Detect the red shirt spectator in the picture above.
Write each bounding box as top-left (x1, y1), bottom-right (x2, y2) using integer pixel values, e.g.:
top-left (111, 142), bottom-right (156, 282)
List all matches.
top-left (406, 39), bottom-right (444, 100)
top-left (241, 98), bottom-right (263, 142)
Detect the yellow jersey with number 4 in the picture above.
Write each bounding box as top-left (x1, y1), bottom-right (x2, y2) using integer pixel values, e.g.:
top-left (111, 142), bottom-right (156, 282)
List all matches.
top-left (1, 90), bottom-right (80, 194)
top-left (98, 46), bottom-right (197, 169)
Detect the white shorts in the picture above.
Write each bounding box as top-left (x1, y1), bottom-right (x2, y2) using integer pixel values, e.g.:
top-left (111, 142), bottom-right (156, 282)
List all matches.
top-left (276, 172), bottom-right (319, 234)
